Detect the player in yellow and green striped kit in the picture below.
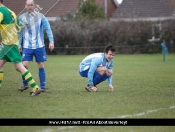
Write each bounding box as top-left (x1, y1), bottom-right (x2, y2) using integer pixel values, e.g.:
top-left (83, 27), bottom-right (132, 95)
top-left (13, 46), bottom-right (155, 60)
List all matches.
top-left (0, 0), bottom-right (43, 96)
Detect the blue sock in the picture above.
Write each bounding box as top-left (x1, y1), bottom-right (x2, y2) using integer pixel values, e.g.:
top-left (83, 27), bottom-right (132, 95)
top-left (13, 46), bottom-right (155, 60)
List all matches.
top-left (39, 68), bottom-right (46, 89)
top-left (101, 74), bottom-right (108, 82)
top-left (93, 73), bottom-right (109, 86)
top-left (93, 72), bottom-right (102, 85)
top-left (22, 74), bottom-right (28, 86)
top-left (22, 66), bottom-right (28, 86)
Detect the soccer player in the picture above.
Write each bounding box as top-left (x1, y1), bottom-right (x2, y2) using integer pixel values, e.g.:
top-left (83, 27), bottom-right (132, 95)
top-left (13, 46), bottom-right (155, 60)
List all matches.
top-left (0, 0), bottom-right (42, 96)
top-left (161, 40), bottom-right (168, 62)
top-left (79, 44), bottom-right (116, 92)
top-left (18, 0), bottom-right (54, 92)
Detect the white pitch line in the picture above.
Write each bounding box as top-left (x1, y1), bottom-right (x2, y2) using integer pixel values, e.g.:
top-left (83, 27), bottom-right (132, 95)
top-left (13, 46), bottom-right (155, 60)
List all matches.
top-left (37, 128), bottom-right (53, 132)
top-left (110, 105), bottom-right (175, 118)
top-left (57, 126), bottom-right (77, 130)
top-left (37, 105), bottom-right (175, 132)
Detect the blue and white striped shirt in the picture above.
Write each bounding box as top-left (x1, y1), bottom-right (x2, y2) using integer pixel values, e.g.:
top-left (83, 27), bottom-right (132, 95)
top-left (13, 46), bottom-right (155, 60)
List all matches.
top-left (18, 12), bottom-right (54, 49)
top-left (79, 53), bottom-right (114, 86)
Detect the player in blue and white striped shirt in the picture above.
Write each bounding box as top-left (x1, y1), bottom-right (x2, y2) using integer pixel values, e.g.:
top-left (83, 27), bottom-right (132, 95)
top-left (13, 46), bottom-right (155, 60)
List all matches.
top-left (79, 45), bottom-right (116, 92)
top-left (18, 0), bottom-right (54, 92)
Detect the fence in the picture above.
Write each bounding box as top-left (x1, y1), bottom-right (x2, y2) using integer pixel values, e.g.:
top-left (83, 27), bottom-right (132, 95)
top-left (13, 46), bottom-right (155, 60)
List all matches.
top-left (45, 44), bottom-right (168, 55)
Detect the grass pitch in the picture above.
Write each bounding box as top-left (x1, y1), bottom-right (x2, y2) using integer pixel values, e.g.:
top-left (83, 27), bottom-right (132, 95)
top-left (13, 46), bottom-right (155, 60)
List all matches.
top-left (0, 54), bottom-right (175, 132)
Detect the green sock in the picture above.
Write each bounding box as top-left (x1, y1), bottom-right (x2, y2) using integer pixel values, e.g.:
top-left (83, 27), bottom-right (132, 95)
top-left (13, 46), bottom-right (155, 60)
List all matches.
top-left (22, 70), bottom-right (39, 90)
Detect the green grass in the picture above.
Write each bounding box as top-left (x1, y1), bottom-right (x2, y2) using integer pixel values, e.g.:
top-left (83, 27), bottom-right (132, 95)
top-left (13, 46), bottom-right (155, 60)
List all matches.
top-left (0, 54), bottom-right (175, 132)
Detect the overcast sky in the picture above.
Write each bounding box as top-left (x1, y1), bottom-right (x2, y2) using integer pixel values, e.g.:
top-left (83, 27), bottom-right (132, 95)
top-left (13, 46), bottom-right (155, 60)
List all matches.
top-left (117, 0), bottom-right (123, 4)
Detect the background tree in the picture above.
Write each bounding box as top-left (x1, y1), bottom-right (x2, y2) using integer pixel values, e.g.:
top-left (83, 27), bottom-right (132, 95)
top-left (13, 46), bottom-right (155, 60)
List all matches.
top-left (75, 0), bottom-right (106, 20)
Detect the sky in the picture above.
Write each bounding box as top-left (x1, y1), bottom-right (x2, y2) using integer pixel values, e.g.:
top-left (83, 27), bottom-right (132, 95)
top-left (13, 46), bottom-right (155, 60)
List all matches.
top-left (117, 0), bottom-right (123, 4)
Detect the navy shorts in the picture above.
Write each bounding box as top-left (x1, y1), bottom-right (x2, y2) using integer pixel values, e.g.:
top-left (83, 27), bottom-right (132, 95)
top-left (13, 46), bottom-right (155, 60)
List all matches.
top-left (22, 47), bottom-right (47, 62)
top-left (79, 69), bottom-right (89, 77)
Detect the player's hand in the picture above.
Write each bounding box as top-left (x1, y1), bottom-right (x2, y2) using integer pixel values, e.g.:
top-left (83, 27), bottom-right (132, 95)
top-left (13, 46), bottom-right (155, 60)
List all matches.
top-left (19, 45), bottom-right (22, 52)
top-left (49, 43), bottom-right (54, 51)
top-left (108, 85), bottom-right (114, 92)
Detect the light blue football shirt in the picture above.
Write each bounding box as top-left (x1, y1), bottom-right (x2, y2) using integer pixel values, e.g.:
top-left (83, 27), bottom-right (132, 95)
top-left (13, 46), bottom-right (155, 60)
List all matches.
top-left (79, 53), bottom-right (114, 86)
top-left (18, 12), bottom-right (54, 49)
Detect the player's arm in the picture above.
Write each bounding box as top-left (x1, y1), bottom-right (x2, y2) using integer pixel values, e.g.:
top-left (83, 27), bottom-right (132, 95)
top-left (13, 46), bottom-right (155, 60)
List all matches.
top-left (41, 15), bottom-right (54, 51)
top-left (41, 15), bottom-right (53, 42)
top-left (108, 60), bottom-right (114, 91)
top-left (0, 12), bottom-right (3, 24)
top-left (17, 15), bottom-right (24, 51)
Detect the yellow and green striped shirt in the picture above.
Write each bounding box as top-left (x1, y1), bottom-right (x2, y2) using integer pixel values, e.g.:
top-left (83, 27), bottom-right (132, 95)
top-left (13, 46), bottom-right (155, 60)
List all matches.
top-left (0, 5), bottom-right (23, 45)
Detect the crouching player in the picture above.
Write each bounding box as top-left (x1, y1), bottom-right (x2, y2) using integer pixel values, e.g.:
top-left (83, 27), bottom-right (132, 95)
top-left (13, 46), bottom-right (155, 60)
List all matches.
top-left (79, 44), bottom-right (116, 92)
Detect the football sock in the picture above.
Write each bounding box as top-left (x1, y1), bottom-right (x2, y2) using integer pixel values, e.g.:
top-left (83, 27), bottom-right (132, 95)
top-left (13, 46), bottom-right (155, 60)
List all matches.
top-left (39, 68), bottom-right (45, 89)
top-left (93, 72), bottom-right (102, 85)
top-left (22, 75), bottom-right (28, 86)
top-left (0, 71), bottom-right (4, 89)
top-left (101, 74), bottom-right (109, 82)
top-left (22, 70), bottom-right (39, 90)
top-left (93, 73), bottom-right (109, 86)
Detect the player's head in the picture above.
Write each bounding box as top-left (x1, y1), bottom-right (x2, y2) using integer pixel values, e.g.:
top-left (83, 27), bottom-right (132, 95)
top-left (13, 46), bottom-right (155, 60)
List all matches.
top-left (104, 44), bottom-right (116, 62)
top-left (0, 0), bottom-right (3, 4)
top-left (25, 0), bottom-right (35, 13)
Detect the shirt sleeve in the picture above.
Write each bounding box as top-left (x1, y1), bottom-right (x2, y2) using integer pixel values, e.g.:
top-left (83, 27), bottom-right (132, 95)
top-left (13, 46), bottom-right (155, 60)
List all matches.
top-left (17, 16), bottom-right (24, 46)
top-left (41, 15), bottom-right (54, 43)
top-left (107, 60), bottom-right (114, 86)
top-left (88, 57), bottom-right (102, 86)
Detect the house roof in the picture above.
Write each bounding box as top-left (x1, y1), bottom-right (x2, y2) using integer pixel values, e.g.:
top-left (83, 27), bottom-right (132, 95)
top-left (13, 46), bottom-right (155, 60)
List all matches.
top-left (4, 0), bottom-right (80, 20)
top-left (4, 0), bottom-right (119, 21)
top-left (4, 0), bottom-right (25, 16)
top-left (110, 0), bottom-right (175, 22)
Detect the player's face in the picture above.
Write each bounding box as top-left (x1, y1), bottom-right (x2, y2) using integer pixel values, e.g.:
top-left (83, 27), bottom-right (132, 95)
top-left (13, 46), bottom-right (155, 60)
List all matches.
top-left (105, 50), bottom-right (115, 62)
top-left (25, 1), bottom-right (35, 13)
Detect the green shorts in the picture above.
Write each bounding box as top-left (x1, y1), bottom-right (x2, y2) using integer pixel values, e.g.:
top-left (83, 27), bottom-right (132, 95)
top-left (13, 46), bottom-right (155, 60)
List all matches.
top-left (0, 44), bottom-right (22, 63)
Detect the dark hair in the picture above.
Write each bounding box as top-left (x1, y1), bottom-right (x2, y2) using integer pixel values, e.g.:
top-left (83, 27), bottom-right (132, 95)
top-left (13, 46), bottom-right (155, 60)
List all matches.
top-left (0, 0), bottom-right (3, 3)
top-left (104, 44), bottom-right (116, 53)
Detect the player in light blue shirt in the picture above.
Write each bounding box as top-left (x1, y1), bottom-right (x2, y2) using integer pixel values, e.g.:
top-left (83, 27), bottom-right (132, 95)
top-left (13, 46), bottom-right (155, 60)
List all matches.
top-left (18, 0), bottom-right (54, 92)
top-left (79, 45), bottom-right (116, 92)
